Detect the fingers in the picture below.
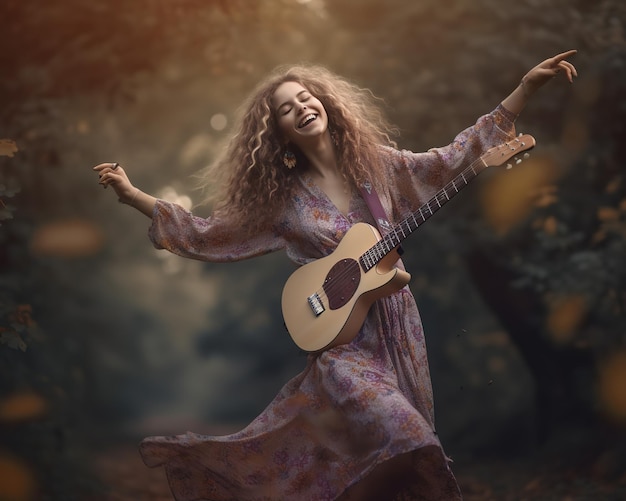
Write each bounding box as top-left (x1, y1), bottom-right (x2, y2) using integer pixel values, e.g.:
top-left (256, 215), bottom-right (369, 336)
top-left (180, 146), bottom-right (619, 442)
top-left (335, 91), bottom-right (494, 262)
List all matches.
top-left (552, 60), bottom-right (577, 83)
top-left (555, 49), bottom-right (577, 67)
top-left (93, 162), bottom-right (125, 189)
top-left (92, 161), bottom-right (121, 173)
top-left (99, 171), bottom-right (123, 189)
top-left (561, 60), bottom-right (578, 80)
top-left (552, 49), bottom-right (577, 63)
top-left (545, 50), bottom-right (578, 83)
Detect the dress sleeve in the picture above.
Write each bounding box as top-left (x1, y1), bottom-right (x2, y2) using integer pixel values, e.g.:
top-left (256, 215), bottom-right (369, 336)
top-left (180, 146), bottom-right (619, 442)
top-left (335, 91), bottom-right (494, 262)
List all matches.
top-left (148, 199), bottom-right (286, 262)
top-left (382, 104), bottom-right (518, 217)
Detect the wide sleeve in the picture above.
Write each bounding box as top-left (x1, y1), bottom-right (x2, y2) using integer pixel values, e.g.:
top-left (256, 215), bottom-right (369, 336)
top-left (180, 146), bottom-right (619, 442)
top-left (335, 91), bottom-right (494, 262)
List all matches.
top-left (148, 199), bottom-right (286, 263)
top-left (381, 104), bottom-right (518, 218)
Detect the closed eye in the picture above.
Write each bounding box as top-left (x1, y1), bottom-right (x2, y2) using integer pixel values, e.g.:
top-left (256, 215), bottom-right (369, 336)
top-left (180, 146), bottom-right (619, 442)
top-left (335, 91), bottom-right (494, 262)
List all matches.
top-left (277, 91), bottom-right (312, 116)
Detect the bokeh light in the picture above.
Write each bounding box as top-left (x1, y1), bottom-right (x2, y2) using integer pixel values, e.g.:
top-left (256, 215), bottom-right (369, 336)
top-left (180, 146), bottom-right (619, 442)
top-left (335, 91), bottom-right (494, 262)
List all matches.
top-left (0, 452), bottom-right (36, 501)
top-left (0, 392), bottom-right (47, 422)
top-left (545, 294), bottom-right (588, 345)
top-left (479, 153), bottom-right (562, 236)
top-left (210, 113), bottom-right (228, 131)
top-left (29, 219), bottom-right (104, 258)
top-left (598, 351), bottom-right (626, 424)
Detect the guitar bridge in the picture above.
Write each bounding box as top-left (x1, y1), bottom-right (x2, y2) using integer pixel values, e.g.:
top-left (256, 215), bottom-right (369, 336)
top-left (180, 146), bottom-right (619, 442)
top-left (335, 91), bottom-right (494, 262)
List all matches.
top-left (307, 293), bottom-right (325, 317)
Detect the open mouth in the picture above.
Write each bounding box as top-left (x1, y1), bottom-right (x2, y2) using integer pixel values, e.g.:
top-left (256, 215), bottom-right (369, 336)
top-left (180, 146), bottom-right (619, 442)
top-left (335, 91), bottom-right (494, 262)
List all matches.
top-left (298, 113), bottom-right (317, 129)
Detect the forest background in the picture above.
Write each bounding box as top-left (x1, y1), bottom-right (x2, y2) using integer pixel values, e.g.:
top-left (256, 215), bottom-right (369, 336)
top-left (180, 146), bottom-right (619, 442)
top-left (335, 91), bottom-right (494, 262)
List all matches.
top-left (1, 0), bottom-right (625, 499)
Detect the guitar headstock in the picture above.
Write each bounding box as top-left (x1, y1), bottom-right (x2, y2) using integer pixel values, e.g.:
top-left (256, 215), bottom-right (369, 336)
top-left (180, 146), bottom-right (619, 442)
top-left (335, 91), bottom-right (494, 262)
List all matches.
top-left (481, 134), bottom-right (536, 169)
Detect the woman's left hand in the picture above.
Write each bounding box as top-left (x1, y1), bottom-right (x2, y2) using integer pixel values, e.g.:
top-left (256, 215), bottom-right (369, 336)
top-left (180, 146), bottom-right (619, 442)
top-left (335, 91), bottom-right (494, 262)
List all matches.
top-left (521, 50), bottom-right (578, 95)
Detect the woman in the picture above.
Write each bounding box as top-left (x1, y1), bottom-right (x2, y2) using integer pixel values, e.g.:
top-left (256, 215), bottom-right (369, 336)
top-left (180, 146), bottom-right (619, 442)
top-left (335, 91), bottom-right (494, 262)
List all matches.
top-left (94, 50), bottom-right (577, 500)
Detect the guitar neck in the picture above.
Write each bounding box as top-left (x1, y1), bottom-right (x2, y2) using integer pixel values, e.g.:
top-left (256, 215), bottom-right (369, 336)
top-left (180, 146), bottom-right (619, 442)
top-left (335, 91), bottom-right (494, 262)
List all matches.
top-left (359, 156), bottom-right (485, 271)
top-left (358, 134), bottom-right (535, 271)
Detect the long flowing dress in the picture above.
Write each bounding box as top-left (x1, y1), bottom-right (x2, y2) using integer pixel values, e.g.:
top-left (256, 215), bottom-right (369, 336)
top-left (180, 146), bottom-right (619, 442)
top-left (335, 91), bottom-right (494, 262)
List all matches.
top-left (139, 105), bottom-right (517, 500)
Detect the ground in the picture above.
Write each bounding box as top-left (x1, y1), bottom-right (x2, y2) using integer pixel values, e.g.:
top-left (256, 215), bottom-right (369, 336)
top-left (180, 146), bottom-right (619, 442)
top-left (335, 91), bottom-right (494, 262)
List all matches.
top-left (90, 433), bottom-right (626, 501)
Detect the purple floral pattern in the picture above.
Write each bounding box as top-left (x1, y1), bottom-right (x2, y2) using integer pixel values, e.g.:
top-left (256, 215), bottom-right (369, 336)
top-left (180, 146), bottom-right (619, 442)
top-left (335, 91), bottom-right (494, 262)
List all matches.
top-left (140, 105), bottom-right (516, 500)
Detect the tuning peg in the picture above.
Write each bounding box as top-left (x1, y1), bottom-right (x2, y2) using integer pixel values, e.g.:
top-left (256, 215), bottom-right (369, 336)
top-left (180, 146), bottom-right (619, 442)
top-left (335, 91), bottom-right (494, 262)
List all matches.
top-left (523, 153), bottom-right (530, 159)
top-left (506, 163), bottom-right (513, 169)
top-left (515, 158), bottom-right (523, 165)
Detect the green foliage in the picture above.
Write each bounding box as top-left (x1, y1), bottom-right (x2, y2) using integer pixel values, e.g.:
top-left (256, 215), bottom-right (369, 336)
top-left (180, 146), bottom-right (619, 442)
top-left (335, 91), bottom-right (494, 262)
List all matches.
top-left (0, 300), bottom-right (34, 352)
top-left (0, 144), bottom-right (31, 354)
top-left (0, 140), bottom-right (21, 224)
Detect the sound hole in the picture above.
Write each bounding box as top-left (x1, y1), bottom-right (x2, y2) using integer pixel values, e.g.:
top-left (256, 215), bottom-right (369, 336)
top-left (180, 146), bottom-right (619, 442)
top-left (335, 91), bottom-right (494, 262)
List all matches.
top-left (323, 258), bottom-right (361, 310)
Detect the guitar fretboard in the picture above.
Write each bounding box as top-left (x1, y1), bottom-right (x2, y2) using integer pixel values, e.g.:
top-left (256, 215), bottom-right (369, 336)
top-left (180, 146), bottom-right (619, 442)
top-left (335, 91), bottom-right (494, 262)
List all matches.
top-left (359, 158), bottom-right (484, 272)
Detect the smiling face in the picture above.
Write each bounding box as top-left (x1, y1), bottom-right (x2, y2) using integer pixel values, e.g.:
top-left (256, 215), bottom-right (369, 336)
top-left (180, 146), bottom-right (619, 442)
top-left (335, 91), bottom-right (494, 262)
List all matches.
top-left (271, 81), bottom-right (329, 149)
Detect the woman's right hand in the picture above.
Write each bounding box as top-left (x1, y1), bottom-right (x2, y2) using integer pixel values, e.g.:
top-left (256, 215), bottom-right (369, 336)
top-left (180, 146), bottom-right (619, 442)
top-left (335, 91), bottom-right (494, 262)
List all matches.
top-left (93, 162), bottom-right (157, 217)
top-left (93, 162), bottom-right (138, 204)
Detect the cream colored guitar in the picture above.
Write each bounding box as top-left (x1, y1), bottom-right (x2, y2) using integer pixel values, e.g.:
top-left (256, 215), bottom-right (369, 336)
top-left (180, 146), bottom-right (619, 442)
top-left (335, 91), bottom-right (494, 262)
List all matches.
top-left (282, 134), bottom-right (536, 352)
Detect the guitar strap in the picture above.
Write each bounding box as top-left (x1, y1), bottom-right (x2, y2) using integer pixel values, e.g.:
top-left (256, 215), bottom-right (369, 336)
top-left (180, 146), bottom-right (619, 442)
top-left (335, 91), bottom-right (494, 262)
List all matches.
top-left (360, 181), bottom-right (393, 235)
top-left (360, 181), bottom-right (405, 260)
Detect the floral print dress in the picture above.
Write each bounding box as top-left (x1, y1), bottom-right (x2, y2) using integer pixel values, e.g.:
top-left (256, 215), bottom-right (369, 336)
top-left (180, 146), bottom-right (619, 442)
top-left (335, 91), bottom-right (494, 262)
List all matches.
top-left (139, 105), bottom-right (517, 500)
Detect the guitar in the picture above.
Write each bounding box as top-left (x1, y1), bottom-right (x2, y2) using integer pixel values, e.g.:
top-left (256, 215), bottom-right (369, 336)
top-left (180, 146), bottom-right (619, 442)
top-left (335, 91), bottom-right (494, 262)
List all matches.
top-left (282, 134), bottom-right (536, 352)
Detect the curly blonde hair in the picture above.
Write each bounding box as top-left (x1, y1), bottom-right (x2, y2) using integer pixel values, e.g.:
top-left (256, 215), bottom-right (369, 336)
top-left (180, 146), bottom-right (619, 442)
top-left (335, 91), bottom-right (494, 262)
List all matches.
top-left (199, 64), bottom-right (398, 230)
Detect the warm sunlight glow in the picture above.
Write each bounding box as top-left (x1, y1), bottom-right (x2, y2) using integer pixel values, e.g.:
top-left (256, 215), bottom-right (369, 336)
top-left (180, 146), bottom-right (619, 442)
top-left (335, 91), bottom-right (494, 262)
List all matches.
top-left (158, 186), bottom-right (193, 210)
top-left (0, 392), bottom-right (47, 422)
top-left (30, 219), bottom-right (104, 258)
top-left (598, 351), bottom-right (626, 424)
top-left (0, 139), bottom-right (18, 157)
top-left (210, 113), bottom-right (228, 131)
top-left (0, 452), bottom-right (36, 500)
top-left (545, 294), bottom-right (588, 344)
top-left (480, 155), bottom-right (559, 235)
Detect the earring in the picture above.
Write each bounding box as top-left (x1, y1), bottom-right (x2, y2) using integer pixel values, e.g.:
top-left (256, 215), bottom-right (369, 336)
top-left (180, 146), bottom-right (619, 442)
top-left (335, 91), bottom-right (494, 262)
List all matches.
top-left (330, 128), bottom-right (339, 147)
top-left (283, 149), bottom-right (296, 169)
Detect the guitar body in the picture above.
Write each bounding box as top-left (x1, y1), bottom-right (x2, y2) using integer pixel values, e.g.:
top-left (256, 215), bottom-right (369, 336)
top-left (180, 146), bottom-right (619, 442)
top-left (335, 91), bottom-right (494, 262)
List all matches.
top-left (282, 222), bottom-right (411, 352)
